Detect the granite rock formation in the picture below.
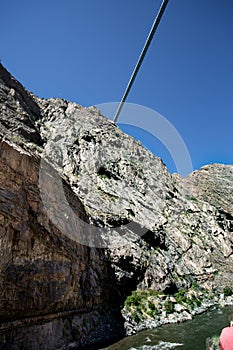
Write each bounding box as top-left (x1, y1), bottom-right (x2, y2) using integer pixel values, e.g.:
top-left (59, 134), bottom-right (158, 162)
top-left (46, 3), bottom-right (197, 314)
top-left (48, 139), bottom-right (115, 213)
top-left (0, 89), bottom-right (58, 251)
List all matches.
top-left (0, 63), bottom-right (232, 349)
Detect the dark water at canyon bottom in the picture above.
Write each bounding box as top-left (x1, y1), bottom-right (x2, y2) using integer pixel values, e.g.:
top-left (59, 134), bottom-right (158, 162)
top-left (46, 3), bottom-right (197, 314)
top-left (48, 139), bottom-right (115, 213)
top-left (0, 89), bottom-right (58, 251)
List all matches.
top-left (101, 305), bottom-right (233, 350)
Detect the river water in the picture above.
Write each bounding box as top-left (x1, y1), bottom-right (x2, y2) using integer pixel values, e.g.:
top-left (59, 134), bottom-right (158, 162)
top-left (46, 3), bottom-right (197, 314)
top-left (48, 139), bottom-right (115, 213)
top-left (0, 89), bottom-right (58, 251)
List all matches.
top-left (101, 305), bottom-right (233, 350)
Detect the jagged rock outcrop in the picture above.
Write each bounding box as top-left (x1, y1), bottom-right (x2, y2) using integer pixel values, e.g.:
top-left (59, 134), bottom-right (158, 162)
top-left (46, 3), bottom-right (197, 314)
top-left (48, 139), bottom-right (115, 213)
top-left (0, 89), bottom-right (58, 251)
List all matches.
top-left (0, 63), bottom-right (232, 349)
top-left (184, 163), bottom-right (233, 216)
top-left (0, 65), bottom-right (124, 349)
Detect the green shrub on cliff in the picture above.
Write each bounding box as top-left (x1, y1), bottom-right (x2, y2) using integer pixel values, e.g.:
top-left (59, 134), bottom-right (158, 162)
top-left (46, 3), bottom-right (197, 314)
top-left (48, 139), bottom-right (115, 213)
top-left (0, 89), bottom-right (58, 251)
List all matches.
top-left (223, 286), bottom-right (232, 296)
top-left (164, 299), bottom-right (175, 313)
top-left (125, 290), bottom-right (142, 307)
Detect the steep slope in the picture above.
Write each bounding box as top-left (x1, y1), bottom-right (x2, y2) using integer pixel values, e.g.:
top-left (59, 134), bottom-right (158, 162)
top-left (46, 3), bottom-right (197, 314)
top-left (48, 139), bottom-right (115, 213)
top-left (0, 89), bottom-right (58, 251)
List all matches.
top-left (0, 63), bottom-right (232, 348)
top-left (184, 163), bottom-right (233, 216)
top-left (0, 64), bottom-right (124, 349)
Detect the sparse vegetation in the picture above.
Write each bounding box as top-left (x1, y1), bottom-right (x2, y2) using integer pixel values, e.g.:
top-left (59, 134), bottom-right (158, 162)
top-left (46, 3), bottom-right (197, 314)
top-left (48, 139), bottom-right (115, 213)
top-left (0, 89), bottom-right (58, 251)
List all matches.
top-left (174, 288), bottom-right (203, 308)
top-left (206, 335), bottom-right (220, 350)
top-left (223, 286), bottom-right (232, 296)
top-left (125, 290), bottom-right (142, 308)
top-left (164, 299), bottom-right (175, 313)
top-left (124, 289), bottom-right (163, 321)
top-left (123, 285), bottom-right (215, 324)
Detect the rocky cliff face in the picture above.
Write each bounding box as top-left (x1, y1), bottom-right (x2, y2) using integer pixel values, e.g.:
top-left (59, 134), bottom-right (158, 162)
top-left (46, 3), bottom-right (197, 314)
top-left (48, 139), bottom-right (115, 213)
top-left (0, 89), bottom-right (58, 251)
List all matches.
top-left (0, 64), bottom-right (124, 349)
top-left (0, 64), bottom-right (232, 349)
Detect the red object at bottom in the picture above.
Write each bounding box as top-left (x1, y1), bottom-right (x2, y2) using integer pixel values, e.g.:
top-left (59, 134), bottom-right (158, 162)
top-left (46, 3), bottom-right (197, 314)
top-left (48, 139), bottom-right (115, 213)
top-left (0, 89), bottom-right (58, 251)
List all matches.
top-left (220, 327), bottom-right (233, 350)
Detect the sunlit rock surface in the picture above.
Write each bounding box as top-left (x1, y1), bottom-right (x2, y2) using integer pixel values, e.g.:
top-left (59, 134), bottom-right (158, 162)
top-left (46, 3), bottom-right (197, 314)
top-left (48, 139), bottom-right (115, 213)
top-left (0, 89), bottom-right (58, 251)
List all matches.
top-left (0, 63), bottom-right (232, 348)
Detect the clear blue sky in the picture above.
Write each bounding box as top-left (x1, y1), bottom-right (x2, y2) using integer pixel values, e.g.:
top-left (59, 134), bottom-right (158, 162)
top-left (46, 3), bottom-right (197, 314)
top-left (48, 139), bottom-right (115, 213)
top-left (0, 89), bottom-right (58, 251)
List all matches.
top-left (1, 0), bottom-right (233, 174)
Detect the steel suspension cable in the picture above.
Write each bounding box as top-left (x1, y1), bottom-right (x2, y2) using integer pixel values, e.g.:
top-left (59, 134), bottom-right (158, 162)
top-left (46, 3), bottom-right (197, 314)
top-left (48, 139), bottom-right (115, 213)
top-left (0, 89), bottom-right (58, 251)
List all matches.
top-left (113, 0), bottom-right (170, 123)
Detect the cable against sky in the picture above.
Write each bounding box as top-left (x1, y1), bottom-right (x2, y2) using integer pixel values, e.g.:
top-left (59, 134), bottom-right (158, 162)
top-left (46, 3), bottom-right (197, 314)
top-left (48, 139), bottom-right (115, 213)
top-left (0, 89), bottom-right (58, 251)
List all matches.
top-left (113, 0), bottom-right (170, 123)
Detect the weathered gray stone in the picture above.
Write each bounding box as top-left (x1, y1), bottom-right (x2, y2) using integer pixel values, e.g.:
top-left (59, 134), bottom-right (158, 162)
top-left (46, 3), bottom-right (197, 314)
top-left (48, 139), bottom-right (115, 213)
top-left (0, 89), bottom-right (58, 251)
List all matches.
top-left (0, 63), bottom-right (232, 348)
